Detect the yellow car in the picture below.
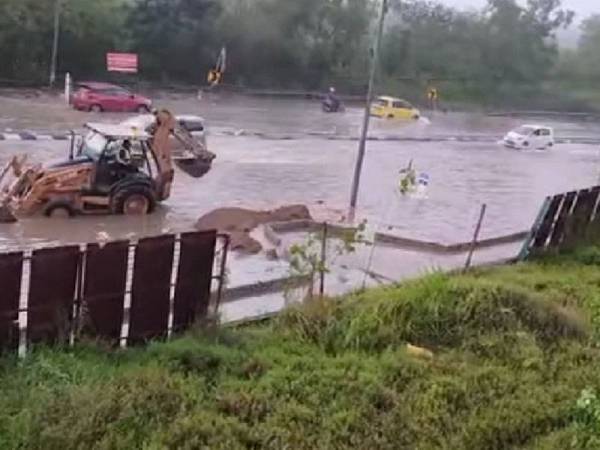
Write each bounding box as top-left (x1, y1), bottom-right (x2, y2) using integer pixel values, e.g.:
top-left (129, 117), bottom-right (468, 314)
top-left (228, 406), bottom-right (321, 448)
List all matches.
top-left (370, 96), bottom-right (420, 120)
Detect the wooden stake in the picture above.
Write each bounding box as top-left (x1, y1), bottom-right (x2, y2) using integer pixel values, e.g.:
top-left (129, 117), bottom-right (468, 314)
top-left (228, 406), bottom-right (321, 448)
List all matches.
top-left (319, 223), bottom-right (328, 297)
top-left (465, 204), bottom-right (487, 270)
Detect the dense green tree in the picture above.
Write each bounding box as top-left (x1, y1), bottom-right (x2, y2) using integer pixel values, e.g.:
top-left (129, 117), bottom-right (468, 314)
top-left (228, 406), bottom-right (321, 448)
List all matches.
top-left (0, 0), bottom-right (126, 82)
top-left (126, 0), bottom-right (222, 82)
top-left (575, 15), bottom-right (600, 80)
top-left (217, 0), bottom-right (372, 89)
top-left (381, 0), bottom-right (574, 101)
top-left (383, 1), bottom-right (485, 80)
top-left (0, 0), bottom-right (56, 81)
top-left (0, 0), bottom-right (592, 104)
top-left (482, 0), bottom-right (572, 83)
top-left (59, 0), bottom-right (128, 78)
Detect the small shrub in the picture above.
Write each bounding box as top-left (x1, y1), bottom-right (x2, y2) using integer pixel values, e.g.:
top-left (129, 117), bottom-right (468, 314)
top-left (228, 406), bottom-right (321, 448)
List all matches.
top-left (1, 256), bottom-right (600, 448)
top-left (217, 390), bottom-right (272, 423)
top-left (240, 357), bottom-right (269, 379)
top-left (24, 366), bottom-right (198, 449)
top-left (282, 274), bottom-right (588, 352)
top-left (276, 295), bottom-right (344, 351)
top-left (154, 411), bottom-right (256, 450)
top-left (572, 247), bottom-right (600, 266)
top-left (572, 388), bottom-right (600, 448)
top-left (147, 337), bottom-right (247, 383)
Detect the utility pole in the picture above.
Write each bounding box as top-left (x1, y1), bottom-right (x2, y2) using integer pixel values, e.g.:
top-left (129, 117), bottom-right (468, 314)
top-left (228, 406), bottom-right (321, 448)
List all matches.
top-left (349, 0), bottom-right (388, 217)
top-left (49, 0), bottom-right (61, 87)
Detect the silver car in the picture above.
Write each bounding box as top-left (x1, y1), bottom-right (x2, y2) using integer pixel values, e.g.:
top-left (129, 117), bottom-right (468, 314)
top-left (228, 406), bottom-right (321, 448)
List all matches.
top-left (120, 114), bottom-right (208, 153)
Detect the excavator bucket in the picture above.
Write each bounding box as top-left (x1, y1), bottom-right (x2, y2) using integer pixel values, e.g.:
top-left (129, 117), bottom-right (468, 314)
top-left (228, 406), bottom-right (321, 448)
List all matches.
top-left (149, 110), bottom-right (215, 180)
top-left (169, 117), bottom-right (216, 178)
top-left (174, 154), bottom-right (215, 178)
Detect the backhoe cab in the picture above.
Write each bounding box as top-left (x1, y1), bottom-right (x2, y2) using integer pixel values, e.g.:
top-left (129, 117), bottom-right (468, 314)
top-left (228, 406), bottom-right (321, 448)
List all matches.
top-left (0, 110), bottom-right (213, 220)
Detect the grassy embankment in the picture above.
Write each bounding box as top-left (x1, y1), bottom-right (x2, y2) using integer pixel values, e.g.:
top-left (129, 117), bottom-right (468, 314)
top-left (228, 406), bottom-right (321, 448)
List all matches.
top-left (2, 249), bottom-right (600, 449)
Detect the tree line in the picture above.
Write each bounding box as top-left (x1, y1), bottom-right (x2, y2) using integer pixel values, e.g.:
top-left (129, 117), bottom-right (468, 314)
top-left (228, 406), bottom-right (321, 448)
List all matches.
top-left (0, 0), bottom-right (598, 103)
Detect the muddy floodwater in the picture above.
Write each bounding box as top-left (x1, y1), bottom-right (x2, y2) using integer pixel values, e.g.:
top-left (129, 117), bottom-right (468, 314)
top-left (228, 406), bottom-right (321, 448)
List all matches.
top-left (1, 94), bottom-right (600, 319)
top-left (2, 135), bottom-right (599, 247)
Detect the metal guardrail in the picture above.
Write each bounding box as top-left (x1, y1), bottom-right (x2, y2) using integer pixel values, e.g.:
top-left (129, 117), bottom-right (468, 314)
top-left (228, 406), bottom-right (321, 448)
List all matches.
top-left (375, 231), bottom-right (529, 255)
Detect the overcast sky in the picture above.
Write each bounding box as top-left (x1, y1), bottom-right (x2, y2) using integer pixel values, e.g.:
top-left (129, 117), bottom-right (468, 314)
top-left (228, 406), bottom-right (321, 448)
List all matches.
top-left (443, 0), bottom-right (597, 21)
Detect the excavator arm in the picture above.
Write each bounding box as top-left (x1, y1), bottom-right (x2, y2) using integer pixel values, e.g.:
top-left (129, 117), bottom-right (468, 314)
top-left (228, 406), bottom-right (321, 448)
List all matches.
top-left (149, 109), bottom-right (216, 185)
top-left (149, 110), bottom-right (176, 200)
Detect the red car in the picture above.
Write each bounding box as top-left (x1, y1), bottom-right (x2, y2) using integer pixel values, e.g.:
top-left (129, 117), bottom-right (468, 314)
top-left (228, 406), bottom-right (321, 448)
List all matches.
top-left (71, 82), bottom-right (152, 113)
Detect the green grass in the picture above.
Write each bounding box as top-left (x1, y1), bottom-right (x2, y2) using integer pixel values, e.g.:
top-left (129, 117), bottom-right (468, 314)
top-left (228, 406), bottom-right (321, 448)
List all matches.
top-left (2, 250), bottom-right (600, 449)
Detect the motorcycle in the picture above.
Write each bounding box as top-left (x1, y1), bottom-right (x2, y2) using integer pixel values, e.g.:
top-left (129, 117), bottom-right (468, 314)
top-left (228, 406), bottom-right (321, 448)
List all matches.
top-left (321, 96), bottom-right (345, 113)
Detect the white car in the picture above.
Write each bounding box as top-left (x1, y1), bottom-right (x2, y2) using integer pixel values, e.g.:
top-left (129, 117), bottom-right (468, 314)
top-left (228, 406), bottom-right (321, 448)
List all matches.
top-left (121, 114), bottom-right (208, 151)
top-left (503, 125), bottom-right (554, 150)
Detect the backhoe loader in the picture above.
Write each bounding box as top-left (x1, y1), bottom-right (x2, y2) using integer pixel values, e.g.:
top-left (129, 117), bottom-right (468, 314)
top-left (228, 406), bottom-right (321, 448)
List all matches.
top-left (0, 109), bottom-right (215, 222)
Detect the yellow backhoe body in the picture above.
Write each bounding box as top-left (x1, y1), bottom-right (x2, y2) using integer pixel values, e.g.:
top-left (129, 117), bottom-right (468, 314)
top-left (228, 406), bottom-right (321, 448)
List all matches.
top-left (0, 109), bottom-right (213, 221)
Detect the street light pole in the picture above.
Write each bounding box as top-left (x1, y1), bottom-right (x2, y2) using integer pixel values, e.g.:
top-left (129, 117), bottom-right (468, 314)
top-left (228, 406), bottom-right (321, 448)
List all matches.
top-left (349, 0), bottom-right (388, 217)
top-left (49, 0), bottom-right (61, 87)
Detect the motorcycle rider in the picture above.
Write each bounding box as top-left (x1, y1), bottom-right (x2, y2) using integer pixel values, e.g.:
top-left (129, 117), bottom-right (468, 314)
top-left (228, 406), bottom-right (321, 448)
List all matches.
top-left (323, 86), bottom-right (341, 112)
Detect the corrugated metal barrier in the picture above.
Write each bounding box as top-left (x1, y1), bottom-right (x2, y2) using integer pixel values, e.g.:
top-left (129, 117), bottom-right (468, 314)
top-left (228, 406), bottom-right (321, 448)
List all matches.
top-left (0, 230), bottom-right (228, 355)
top-left (521, 186), bottom-right (600, 258)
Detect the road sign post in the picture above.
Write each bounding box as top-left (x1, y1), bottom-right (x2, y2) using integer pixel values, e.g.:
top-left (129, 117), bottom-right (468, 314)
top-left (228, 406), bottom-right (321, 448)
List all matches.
top-left (64, 72), bottom-right (72, 104)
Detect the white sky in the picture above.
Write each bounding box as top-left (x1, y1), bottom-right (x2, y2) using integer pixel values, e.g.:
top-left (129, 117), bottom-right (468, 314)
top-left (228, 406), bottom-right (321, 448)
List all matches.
top-left (443, 0), bottom-right (597, 20)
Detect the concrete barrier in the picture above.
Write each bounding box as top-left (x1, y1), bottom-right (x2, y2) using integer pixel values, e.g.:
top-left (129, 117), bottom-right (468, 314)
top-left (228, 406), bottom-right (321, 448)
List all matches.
top-left (374, 231), bottom-right (528, 254)
top-left (268, 220), bottom-right (356, 236)
top-left (222, 254), bottom-right (520, 326)
top-left (488, 110), bottom-right (597, 119)
top-left (221, 275), bottom-right (310, 304)
top-left (3, 130), bottom-right (600, 145)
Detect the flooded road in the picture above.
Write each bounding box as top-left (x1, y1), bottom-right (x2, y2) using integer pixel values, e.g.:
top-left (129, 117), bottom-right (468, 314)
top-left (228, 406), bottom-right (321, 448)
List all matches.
top-left (2, 94), bottom-right (600, 319)
top-left (1, 134), bottom-right (599, 251)
top-left (4, 91), bottom-right (600, 139)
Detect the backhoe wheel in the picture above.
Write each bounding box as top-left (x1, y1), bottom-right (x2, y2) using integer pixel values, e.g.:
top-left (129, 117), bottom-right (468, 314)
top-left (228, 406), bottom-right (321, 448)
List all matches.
top-left (44, 201), bottom-right (76, 218)
top-left (111, 186), bottom-right (156, 215)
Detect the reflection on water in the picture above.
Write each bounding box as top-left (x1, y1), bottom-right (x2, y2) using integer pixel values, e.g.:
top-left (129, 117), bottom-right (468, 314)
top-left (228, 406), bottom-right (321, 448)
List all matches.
top-left (0, 210), bottom-right (173, 251)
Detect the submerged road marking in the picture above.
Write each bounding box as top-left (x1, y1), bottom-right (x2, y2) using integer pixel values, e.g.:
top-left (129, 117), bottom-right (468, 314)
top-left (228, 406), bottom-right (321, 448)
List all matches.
top-left (1, 130), bottom-right (600, 145)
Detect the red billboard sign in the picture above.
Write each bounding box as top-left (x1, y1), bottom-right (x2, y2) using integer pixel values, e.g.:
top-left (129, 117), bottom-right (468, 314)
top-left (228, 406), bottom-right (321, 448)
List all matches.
top-left (106, 52), bottom-right (138, 73)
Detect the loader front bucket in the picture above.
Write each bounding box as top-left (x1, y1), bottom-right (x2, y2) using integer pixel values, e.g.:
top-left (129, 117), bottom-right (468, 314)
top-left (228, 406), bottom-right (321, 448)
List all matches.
top-left (0, 205), bottom-right (17, 223)
top-left (0, 156), bottom-right (23, 223)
